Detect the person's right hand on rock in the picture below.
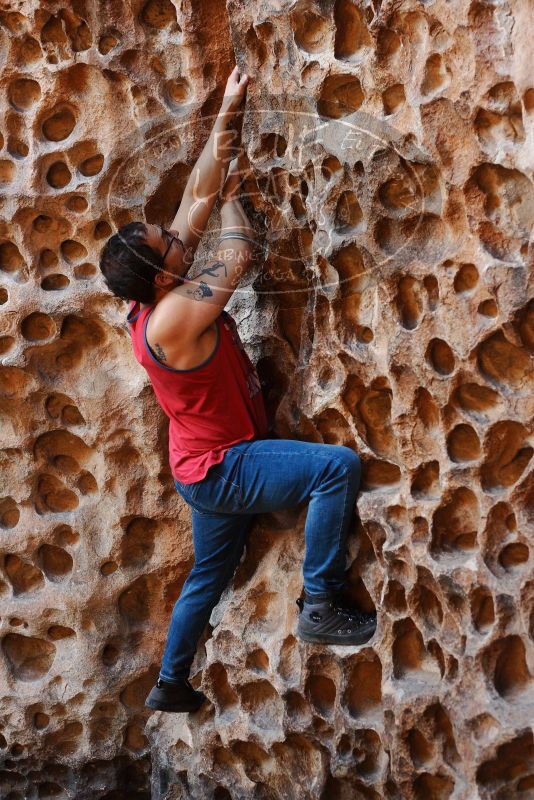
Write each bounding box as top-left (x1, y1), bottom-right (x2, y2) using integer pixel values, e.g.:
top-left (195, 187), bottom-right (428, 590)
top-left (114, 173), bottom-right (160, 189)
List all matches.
top-left (222, 65), bottom-right (249, 113)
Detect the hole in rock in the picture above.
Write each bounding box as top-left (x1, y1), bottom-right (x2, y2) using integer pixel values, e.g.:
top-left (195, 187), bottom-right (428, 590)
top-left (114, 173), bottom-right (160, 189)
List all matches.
top-left (421, 53), bottom-right (450, 98)
top-left (118, 574), bottom-right (158, 625)
top-left (477, 330), bottom-right (530, 388)
top-left (8, 78), bottom-right (41, 110)
top-left (317, 74), bottom-right (364, 119)
top-left (41, 273), bottom-right (70, 291)
top-left (102, 642), bottom-right (120, 666)
top-left (279, 635), bottom-right (299, 682)
top-left (285, 690), bottom-right (309, 722)
top-left (74, 262), bottom-right (97, 279)
top-left (79, 153), bottom-right (104, 176)
top-left (478, 298), bottom-right (498, 317)
top-left (477, 732), bottom-right (534, 793)
top-left (120, 666), bottom-right (159, 709)
top-left (411, 461), bottom-right (440, 499)
top-left (392, 618), bottom-right (442, 684)
top-left (0, 159), bottom-right (16, 182)
top-left (306, 671), bottom-right (336, 717)
top-left (453, 263), bottom-right (479, 293)
top-left (21, 311), bottom-right (55, 341)
top-left (377, 27), bottom-right (401, 63)
top-left (334, 0), bottom-right (372, 60)
top-left (66, 195), bottom-right (88, 212)
top-left (343, 653), bottom-right (382, 717)
top-left (42, 107), bottom-right (76, 142)
top-left (383, 84), bottom-right (406, 115)
top-left (48, 624), bottom-right (75, 640)
top-left (291, 8), bottom-right (329, 53)
top-left (446, 424), bottom-right (481, 462)
top-left (470, 587), bottom-right (495, 633)
top-left (334, 190), bottom-right (363, 233)
top-left (120, 517), bottom-right (156, 567)
top-left (246, 648), bottom-right (269, 673)
top-left (384, 580), bottom-right (406, 614)
top-left (165, 77), bottom-right (192, 108)
top-left (411, 585), bottom-right (443, 631)
top-left (34, 711), bottom-right (50, 729)
top-left (145, 162), bottom-right (191, 228)
top-left (140, 0), bottom-right (179, 29)
top-left (423, 275), bottom-right (439, 309)
top-left (98, 32), bottom-right (119, 54)
top-left (2, 633), bottom-right (56, 680)
top-left (481, 421), bottom-right (532, 491)
top-left (362, 459), bottom-right (401, 491)
top-left (0, 335), bottom-right (15, 355)
top-left (427, 338), bottom-right (455, 376)
top-left (60, 239), bottom-right (87, 262)
top-left (34, 429), bottom-right (92, 468)
top-left (452, 382), bottom-right (500, 420)
top-left (352, 729), bottom-right (383, 779)
top-left (413, 773), bottom-right (454, 800)
top-left (4, 554), bottom-right (44, 594)
top-left (238, 679), bottom-right (282, 730)
top-left (396, 276), bottom-right (423, 329)
top-left (124, 721), bottom-right (148, 752)
top-left (0, 497), bottom-right (20, 529)
top-left (38, 544), bottom-right (73, 581)
top-left (415, 387), bottom-right (440, 429)
top-left (408, 728), bottom-right (434, 766)
top-left (0, 241), bottom-right (24, 272)
top-left (207, 661), bottom-right (239, 714)
top-left (498, 542), bottom-right (529, 572)
top-left (485, 636), bottom-right (532, 700)
top-left (431, 487), bottom-right (479, 557)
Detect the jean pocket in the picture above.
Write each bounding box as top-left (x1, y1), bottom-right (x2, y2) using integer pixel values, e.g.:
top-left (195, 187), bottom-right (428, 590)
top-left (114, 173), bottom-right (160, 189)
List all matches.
top-left (190, 470), bottom-right (245, 515)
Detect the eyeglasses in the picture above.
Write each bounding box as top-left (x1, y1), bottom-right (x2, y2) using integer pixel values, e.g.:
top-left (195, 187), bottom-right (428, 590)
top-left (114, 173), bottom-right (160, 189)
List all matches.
top-left (159, 225), bottom-right (184, 264)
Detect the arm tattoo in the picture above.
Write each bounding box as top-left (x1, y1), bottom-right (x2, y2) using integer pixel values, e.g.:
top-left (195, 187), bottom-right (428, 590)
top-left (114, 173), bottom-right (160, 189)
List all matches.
top-left (197, 260), bottom-right (228, 279)
top-left (154, 342), bottom-right (167, 362)
top-left (186, 280), bottom-right (214, 300)
top-left (184, 261), bottom-right (226, 301)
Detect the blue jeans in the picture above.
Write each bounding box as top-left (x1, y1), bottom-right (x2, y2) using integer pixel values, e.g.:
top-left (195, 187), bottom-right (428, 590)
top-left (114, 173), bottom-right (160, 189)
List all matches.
top-left (159, 437), bottom-right (361, 683)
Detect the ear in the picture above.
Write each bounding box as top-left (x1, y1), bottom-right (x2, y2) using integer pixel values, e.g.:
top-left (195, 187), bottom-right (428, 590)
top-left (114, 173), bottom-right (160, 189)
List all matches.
top-left (154, 270), bottom-right (174, 287)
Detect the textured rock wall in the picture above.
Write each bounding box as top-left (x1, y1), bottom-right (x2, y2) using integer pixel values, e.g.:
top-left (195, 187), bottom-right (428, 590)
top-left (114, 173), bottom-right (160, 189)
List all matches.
top-left (0, 0), bottom-right (533, 798)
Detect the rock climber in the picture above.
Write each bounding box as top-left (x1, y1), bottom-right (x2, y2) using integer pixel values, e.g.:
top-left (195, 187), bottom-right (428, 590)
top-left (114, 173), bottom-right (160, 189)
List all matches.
top-left (99, 65), bottom-right (376, 714)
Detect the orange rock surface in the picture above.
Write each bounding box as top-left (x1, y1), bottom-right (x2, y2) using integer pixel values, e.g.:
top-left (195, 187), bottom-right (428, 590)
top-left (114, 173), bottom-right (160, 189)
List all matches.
top-left (0, 0), bottom-right (533, 797)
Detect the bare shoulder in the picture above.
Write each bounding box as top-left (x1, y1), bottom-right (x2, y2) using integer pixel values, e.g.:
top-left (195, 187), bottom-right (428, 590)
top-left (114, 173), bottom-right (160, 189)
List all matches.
top-left (145, 302), bottom-right (219, 370)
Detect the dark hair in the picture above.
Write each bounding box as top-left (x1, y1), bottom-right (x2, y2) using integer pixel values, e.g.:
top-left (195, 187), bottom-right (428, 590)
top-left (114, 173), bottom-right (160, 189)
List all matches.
top-left (99, 221), bottom-right (162, 303)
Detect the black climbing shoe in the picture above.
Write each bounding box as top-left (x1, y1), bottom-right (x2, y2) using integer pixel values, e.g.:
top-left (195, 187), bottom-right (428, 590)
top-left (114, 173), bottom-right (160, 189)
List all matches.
top-left (145, 676), bottom-right (207, 713)
top-left (296, 592), bottom-right (377, 646)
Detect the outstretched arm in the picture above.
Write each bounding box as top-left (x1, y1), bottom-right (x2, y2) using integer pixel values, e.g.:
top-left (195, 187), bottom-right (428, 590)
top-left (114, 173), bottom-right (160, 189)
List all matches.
top-left (170, 65), bottom-right (249, 268)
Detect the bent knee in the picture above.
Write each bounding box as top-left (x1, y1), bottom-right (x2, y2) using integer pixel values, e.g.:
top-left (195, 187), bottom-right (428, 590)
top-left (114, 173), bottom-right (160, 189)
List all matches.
top-left (330, 445), bottom-right (361, 479)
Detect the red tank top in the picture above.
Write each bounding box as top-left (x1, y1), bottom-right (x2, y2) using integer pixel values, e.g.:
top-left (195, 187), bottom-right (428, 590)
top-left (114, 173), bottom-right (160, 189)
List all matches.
top-left (126, 301), bottom-right (268, 483)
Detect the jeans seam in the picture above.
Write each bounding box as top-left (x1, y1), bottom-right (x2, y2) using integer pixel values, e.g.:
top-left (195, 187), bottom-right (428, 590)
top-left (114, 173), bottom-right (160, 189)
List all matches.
top-left (334, 465), bottom-right (350, 587)
top-left (212, 471), bottom-right (246, 512)
top-left (176, 449), bottom-right (359, 516)
top-left (182, 472), bottom-right (245, 516)
top-left (304, 462), bottom-right (352, 595)
top-left (236, 449), bottom-right (359, 475)
top-left (235, 450), bottom-right (357, 515)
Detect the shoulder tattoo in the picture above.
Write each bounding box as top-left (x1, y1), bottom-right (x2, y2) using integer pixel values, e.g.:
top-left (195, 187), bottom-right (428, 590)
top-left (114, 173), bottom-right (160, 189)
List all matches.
top-left (154, 342), bottom-right (167, 362)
